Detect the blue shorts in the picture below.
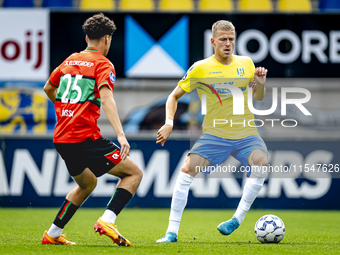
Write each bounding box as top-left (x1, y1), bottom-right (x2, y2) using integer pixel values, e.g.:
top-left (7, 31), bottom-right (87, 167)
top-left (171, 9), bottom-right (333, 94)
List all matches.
top-left (189, 133), bottom-right (268, 173)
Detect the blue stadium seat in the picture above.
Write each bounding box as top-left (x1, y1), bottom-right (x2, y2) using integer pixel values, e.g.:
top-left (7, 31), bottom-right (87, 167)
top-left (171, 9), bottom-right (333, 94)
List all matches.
top-left (42, 0), bottom-right (73, 8)
top-left (319, 0), bottom-right (340, 11)
top-left (3, 0), bottom-right (34, 7)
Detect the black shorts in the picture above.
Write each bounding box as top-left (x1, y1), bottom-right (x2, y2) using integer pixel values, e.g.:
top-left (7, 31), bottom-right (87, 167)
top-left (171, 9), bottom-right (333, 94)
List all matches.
top-left (54, 136), bottom-right (122, 177)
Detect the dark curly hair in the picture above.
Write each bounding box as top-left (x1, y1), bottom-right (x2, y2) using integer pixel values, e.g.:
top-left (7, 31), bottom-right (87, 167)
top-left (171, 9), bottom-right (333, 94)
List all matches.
top-left (82, 13), bottom-right (116, 40)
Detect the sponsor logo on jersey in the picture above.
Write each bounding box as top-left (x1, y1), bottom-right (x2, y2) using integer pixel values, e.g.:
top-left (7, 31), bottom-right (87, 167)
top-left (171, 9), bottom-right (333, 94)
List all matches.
top-left (110, 71), bottom-right (115, 83)
top-left (112, 153), bottom-right (119, 160)
top-left (210, 82), bottom-right (239, 96)
top-left (209, 71), bottom-right (222, 74)
top-left (65, 60), bottom-right (94, 67)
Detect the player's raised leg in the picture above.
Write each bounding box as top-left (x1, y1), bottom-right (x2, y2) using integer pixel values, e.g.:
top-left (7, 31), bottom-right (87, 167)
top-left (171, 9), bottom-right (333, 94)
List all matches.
top-left (157, 154), bottom-right (210, 243)
top-left (94, 157), bottom-right (142, 246)
top-left (217, 149), bottom-right (268, 235)
top-left (42, 168), bottom-right (97, 245)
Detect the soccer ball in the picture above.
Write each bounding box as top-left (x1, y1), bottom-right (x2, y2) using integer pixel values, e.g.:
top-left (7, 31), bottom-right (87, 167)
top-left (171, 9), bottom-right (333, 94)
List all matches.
top-left (254, 214), bottom-right (285, 243)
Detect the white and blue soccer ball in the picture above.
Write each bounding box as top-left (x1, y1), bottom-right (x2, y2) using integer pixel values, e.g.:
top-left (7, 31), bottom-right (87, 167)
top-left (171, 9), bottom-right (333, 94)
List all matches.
top-left (254, 215), bottom-right (285, 243)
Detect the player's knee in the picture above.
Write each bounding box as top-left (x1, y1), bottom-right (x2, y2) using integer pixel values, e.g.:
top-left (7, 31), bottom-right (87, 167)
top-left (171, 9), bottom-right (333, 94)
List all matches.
top-left (78, 177), bottom-right (97, 195)
top-left (125, 165), bottom-right (143, 183)
top-left (250, 156), bottom-right (268, 178)
top-left (254, 157), bottom-right (268, 167)
top-left (87, 176), bottom-right (97, 192)
top-left (76, 171), bottom-right (97, 192)
top-left (181, 165), bottom-right (190, 175)
top-left (252, 154), bottom-right (268, 167)
top-left (134, 167), bottom-right (143, 182)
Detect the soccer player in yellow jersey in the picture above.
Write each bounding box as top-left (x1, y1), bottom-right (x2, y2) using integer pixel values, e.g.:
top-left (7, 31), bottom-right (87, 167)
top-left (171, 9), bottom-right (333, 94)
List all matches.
top-left (156, 20), bottom-right (268, 242)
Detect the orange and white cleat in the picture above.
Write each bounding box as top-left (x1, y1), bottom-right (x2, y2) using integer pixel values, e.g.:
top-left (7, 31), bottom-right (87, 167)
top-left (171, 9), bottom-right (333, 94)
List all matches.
top-left (94, 217), bottom-right (131, 246)
top-left (41, 231), bottom-right (76, 245)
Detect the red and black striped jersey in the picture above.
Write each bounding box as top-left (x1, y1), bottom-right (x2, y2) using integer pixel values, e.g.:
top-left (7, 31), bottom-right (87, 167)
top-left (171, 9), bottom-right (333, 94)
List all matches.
top-left (49, 47), bottom-right (115, 143)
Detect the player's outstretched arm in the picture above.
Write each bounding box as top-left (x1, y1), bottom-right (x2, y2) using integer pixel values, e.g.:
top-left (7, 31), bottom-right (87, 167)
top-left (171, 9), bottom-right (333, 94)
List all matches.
top-left (43, 80), bottom-right (57, 104)
top-left (99, 86), bottom-right (130, 160)
top-left (253, 67), bottom-right (268, 101)
top-left (156, 86), bottom-right (186, 146)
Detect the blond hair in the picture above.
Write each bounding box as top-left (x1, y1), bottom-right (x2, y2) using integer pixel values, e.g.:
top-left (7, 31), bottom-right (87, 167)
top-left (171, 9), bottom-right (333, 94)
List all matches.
top-left (212, 20), bottom-right (235, 37)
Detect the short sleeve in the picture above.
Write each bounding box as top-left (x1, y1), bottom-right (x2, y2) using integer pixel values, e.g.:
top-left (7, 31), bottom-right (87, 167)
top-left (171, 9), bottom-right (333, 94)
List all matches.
top-left (96, 61), bottom-right (115, 91)
top-left (49, 64), bottom-right (62, 88)
top-left (178, 64), bottom-right (198, 93)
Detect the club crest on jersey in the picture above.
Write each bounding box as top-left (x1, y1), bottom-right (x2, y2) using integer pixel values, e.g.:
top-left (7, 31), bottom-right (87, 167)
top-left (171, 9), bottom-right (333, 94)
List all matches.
top-left (237, 68), bottom-right (245, 77)
top-left (110, 72), bottom-right (115, 83)
top-left (104, 149), bottom-right (121, 165)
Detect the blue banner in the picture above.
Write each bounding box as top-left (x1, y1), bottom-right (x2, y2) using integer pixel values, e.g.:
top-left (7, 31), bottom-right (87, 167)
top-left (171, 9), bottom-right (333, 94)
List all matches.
top-left (1, 138), bottom-right (340, 209)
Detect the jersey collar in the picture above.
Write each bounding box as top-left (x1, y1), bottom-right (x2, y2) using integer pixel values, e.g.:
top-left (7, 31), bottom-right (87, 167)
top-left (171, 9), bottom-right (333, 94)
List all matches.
top-left (211, 54), bottom-right (236, 66)
top-left (84, 47), bottom-right (100, 52)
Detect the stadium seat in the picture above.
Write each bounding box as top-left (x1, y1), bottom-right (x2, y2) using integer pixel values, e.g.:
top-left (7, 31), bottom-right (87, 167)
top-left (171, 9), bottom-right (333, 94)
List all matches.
top-left (79, 0), bottom-right (115, 11)
top-left (159, 0), bottom-right (194, 12)
top-left (42, 0), bottom-right (73, 8)
top-left (198, 0), bottom-right (233, 12)
top-left (238, 0), bottom-right (273, 12)
top-left (319, 0), bottom-right (340, 11)
top-left (277, 0), bottom-right (312, 13)
top-left (3, 0), bottom-right (34, 7)
top-left (119, 0), bottom-right (155, 11)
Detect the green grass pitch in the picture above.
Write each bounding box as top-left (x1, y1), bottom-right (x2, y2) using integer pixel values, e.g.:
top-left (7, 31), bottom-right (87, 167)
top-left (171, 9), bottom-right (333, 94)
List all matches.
top-left (0, 208), bottom-right (339, 254)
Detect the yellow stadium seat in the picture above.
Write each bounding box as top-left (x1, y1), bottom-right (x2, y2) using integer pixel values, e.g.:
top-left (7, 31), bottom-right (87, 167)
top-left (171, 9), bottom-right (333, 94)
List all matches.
top-left (238, 0), bottom-right (273, 12)
top-left (277, 0), bottom-right (312, 13)
top-left (159, 0), bottom-right (194, 12)
top-left (119, 0), bottom-right (154, 11)
top-left (198, 0), bottom-right (233, 12)
top-left (80, 0), bottom-right (115, 11)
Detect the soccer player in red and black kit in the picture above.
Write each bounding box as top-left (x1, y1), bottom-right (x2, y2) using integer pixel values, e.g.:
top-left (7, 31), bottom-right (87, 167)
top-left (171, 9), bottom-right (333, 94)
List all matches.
top-left (42, 13), bottom-right (142, 246)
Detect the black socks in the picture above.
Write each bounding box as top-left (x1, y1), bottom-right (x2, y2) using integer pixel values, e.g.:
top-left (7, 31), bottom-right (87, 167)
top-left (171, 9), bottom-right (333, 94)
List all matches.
top-left (53, 200), bottom-right (79, 228)
top-left (107, 188), bottom-right (133, 215)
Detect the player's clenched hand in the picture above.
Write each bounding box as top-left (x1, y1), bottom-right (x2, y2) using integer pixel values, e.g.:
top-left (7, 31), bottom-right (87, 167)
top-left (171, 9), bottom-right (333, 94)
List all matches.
top-left (156, 124), bottom-right (173, 146)
top-left (254, 67), bottom-right (268, 86)
top-left (117, 135), bottom-right (130, 161)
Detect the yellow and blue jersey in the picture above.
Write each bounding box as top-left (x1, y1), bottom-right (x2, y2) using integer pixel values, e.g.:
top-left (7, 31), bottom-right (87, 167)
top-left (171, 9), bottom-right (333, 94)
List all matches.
top-left (178, 54), bottom-right (259, 139)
